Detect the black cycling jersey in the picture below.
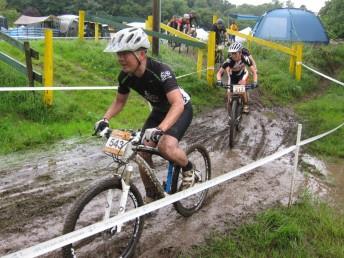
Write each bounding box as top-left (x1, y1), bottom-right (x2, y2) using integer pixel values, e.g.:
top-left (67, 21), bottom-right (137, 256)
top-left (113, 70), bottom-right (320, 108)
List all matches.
top-left (118, 57), bottom-right (190, 113)
top-left (242, 47), bottom-right (250, 56)
top-left (210, 23), bottom-right (227, 45)
top-left (222, 55), bottom-right (253, 83)
top-left (222, 55), bottom-right (252, 76)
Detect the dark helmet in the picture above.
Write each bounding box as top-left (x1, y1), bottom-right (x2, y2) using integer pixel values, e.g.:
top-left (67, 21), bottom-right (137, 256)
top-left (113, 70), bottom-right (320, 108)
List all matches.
top-left (216, 18), bottom-right (224, 25)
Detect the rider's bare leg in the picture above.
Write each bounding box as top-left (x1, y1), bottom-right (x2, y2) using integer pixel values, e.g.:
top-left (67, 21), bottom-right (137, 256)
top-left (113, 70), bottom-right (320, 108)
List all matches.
top-left (243, 92), bottom-right (249, 104)
top-left (157, 135), bottom-right (188, 167)
top-left (159, 135), bottom-right (194, 190)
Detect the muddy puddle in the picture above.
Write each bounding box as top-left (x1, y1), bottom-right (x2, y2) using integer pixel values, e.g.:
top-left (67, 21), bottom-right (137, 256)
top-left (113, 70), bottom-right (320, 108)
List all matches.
top-left (0, 96), bottom-right (340, 257)
top-left (326, 160), bottom-right (344, 210)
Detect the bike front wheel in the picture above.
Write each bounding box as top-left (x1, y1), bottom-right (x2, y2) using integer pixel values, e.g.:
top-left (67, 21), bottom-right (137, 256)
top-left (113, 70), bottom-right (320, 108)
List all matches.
top-left (62, 177), bottom-right (144, 258)
top-left (171, 144), bottom-right (211, 217)
top-left (229, 99), bottom-right (239, 148)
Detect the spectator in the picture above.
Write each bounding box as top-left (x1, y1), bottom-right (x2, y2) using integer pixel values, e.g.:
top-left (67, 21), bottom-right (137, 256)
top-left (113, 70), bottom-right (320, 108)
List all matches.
top-left (229, 20), bottom-right (238, 42)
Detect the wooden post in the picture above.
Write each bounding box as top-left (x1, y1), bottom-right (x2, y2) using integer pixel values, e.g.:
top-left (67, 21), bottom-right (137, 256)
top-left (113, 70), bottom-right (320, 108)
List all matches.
top-left (43, 29), bottom-right (53, 106)
top-left (23, 41), bottom-right (34, 87)
top-left (207, 31), bottom-right (216, 87)
top-left (152, 0), bottom-right (161, 56)
top-left (288, 124), bottom-right (302, 207)
top-left (79, 10), bottom-right (85, 40)
top-left (295, 43), bottom-right (303, 81)
top-left (197, 49), bottom-right (204, 79)
top-left (146, 16), bottom-right (153, 44)
top-left (95, 22), bottom-right (99, 42)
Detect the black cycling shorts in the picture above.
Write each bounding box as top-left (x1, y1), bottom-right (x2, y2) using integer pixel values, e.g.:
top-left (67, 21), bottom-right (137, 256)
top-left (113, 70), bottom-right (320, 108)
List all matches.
top-left (230, 73), bottom-right (246, 84)
top-left (141, 102), bottom-right (193, 141)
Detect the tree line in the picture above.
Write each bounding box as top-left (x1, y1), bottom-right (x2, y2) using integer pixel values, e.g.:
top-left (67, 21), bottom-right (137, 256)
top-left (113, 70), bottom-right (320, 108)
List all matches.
top-left (1, 0), bottom-right (343, 38)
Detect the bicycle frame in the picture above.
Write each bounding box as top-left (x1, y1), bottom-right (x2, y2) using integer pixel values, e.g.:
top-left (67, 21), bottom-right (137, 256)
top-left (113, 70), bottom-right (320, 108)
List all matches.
top-left (102, 129), bottom-right (174, 231)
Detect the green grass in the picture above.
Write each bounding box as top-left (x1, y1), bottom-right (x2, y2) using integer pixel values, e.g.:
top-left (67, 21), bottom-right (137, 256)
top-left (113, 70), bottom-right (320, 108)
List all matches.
top-left (295, 86), bottom-right (344, 157)
top-left (183, 195), bottom-right (344, 258)
top-left (0, 40), bottom-right (343, 156)
top-left (0, 40), bottom-right (222, 154)
top-left (294, 44), bottom-right (344, 158)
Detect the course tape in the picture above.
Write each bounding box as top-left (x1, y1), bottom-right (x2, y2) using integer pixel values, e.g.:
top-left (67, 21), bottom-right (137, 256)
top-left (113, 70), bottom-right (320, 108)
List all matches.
top-left (0, 86), bottom-right (118, 92)
top-left (302, 63), bottom-right (344, 87)
top-left (0, 69), bottom-right (211, 92)
top-left (175, 68), bottom-right (208, 79)
top-left (3, 121), bottom-right (343, 258)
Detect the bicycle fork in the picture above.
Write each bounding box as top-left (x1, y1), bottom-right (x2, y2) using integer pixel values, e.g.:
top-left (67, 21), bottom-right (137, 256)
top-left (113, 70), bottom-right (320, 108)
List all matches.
top-left (104, 165), bottom-right (133, 234)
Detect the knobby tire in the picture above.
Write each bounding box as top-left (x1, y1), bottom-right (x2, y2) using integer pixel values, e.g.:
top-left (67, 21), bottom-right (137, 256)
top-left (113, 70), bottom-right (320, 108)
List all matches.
top-left (171, 144), bottom-right (211, 217)
top-left (61, 177), bottom-right (144, 258)
top-left (229, 99), bottom-right (238, 148)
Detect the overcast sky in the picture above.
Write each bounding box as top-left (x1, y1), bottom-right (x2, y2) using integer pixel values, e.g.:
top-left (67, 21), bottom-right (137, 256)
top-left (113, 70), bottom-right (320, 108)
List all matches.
top-left (228, 0), bottom-right (327, 13)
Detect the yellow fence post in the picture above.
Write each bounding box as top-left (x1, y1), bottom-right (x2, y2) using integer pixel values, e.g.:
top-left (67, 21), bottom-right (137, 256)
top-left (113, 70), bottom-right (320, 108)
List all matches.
top-left (197, 49), bottom-right (204, 79)
top-left (207, 31), bottom-right (216, 87)
top-left (146, 16), bottom-right (153, 44)
top-left (79, 10), bottom-right (85, 40)
top-left (212, 15), bottom-right (218, 24)
top-left (95, 22), bottom-right (99, 42)
top-left (43, 29), bottom-right (53, 106)
top-left (295, 43), bottom-right (303, 81)
top-left (289, 43), bottom-right (296, 76)
top-left (248, 31), bottom-right (253, 51)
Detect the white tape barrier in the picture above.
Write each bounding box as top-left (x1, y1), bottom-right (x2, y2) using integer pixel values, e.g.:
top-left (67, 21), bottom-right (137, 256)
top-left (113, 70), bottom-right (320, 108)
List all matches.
top-left (300, 122), bottom-right (344, 146)
top-left (175, 68), bottom-right (208, 79)
top-left (0, 69), bottom-right (211, 92)
top-left (3, 121), bottom-right (343, 258)
top-left (0, 86), bottom-right (118, 92)
top-left (302, 63), bottom-right (344, 87)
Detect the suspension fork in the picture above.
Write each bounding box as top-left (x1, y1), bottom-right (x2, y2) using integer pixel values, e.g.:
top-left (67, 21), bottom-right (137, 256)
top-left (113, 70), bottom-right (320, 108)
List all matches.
top-left (105, 165), bottom-right (133, 233)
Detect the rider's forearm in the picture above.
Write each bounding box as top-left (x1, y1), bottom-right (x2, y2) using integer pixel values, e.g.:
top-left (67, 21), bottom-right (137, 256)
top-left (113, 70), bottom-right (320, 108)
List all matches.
top-left (250, 66), bottom-right (258, 82)
top-left (158, 102), bottom-right (184, 132)
top-left (103, 94), bottom-right (128, 120)
top-left (103, 101), bottom-right (123, 120)
top-left (216, 70), bottom-right (223, 80)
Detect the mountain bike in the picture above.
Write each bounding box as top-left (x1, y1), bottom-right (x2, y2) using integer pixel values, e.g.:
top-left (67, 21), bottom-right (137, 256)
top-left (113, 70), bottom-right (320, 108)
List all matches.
top-left (61, 128), bottom-right (211, 258)
top-left (215, 44), bottom-right (225, 64)
top-left (219, 83), bottom-right (258, 148)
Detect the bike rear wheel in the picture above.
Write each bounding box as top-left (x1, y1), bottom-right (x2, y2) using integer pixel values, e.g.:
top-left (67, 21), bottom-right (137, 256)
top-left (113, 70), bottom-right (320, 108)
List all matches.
top-left (62, 177), bottom-right (144, 258)
top-left (171, 144), bottom-right (211, 217)
top-left (229, 99), bottom-right (238, 148)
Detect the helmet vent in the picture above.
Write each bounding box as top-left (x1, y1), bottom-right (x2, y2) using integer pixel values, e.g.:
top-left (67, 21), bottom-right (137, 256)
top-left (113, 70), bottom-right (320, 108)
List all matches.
top-left (117, 34), bottom-right (124, 43)
top-left (126, 33), bottom-right (134, 43)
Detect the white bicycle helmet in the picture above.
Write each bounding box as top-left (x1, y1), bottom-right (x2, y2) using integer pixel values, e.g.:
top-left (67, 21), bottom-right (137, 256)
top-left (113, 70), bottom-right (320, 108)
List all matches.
top-left (228, 42), bottom-right (243, 53)
top-left (104, 27), bottom-right (150, 53)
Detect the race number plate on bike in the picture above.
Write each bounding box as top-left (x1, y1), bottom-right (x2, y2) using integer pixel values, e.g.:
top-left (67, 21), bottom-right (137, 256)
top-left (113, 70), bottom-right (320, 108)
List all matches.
top-left (233, 84), bottom-right (246, 94)
top-left (103, 130), bottom-right (132, 156)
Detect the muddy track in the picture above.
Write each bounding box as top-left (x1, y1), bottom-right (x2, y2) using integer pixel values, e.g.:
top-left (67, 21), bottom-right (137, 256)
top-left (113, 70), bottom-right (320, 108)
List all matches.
top-left (0, 95), bottom-right (325, 257)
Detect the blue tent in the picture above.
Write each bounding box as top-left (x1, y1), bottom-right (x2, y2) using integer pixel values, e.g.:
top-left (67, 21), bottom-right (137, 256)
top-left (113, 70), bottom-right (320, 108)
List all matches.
top-left (252, 8), bottom-right (329, 44)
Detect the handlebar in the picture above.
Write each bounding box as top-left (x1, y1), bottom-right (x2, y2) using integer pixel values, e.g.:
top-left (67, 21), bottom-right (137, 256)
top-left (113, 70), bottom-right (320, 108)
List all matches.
top-left (217, 83), bottom-right (258, 92)
top-left (95, 127), bottom-right (162, 159)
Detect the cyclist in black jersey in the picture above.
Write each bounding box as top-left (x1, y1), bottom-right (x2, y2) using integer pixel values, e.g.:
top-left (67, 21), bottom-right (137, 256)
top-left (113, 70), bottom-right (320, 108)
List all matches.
top-left (216, 42), bottom-right (258, 113)
top-left (210, 18), bottom-right (229, 45)
top-left (95, 28), bottom-right (195, 202)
